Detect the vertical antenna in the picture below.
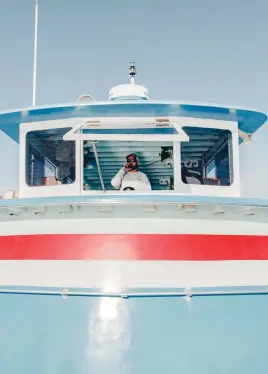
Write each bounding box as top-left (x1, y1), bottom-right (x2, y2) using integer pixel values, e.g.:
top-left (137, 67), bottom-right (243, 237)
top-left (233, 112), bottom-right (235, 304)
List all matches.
top-left (32, 0), bottom-right (39, 106)
top-left (129, 62), bottom-right (136, 85)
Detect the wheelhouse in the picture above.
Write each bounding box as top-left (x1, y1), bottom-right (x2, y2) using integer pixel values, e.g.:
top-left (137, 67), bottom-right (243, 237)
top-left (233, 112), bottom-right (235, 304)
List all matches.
top-left (0, 61), bottom-right (266, 200)
top-left (0, 95), bottom-right (265, 201)
top-left (19, 108), bottom-right (242, 198)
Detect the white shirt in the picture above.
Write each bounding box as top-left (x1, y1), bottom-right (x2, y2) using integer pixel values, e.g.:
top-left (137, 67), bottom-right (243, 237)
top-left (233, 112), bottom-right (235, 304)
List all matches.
top-left (111, 167), bottom-right (151, 191)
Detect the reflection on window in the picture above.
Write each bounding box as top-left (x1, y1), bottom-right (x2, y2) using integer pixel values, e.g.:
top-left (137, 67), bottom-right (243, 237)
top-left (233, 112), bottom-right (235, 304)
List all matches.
top-left (83, 141), bottom-right (174, 191)
top-left (181, 127), bottom-right (233, 186)
top-left (26, 128), bottom-right (75, 187)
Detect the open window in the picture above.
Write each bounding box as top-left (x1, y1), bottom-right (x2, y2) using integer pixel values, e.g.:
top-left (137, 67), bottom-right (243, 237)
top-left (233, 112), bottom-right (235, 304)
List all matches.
top-left (180, 126), bottom-right (233, 187)
top-left (64, 117), bottom-right (189, 192)
top-left (26, 127), bottom-right (76, 187)
top-left (83, 141), bottom-right (176, 191)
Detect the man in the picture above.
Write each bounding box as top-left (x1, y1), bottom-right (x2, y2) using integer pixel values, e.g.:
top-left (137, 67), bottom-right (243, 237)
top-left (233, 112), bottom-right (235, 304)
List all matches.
top-left (111, 153), bottom-right (151, 191)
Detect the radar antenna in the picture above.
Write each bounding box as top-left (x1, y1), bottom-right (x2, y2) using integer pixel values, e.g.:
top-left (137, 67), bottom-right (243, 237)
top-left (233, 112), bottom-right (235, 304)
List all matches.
top-left (129, 62), bottom-right (136, 85)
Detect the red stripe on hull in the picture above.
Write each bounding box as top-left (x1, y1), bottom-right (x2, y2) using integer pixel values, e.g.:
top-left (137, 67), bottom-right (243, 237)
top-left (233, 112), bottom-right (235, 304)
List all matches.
top-left (0, 234), bottom-right (268, 260)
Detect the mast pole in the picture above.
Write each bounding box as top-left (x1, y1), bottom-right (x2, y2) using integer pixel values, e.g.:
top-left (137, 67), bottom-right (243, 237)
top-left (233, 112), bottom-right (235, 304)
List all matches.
top-left (32, 0), bottom-right (39, 106)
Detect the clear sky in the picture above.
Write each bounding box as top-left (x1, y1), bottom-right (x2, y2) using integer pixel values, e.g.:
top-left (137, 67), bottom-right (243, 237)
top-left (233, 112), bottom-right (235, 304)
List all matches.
top-left (0, 0), bottom-right (267, 196)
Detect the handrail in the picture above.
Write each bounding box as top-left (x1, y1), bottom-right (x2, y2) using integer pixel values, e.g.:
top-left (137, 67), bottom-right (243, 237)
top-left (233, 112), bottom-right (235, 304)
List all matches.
top-left (0, 287), bottom-right (267, 298)
top-left (91, 142), bottom-right (105, 192)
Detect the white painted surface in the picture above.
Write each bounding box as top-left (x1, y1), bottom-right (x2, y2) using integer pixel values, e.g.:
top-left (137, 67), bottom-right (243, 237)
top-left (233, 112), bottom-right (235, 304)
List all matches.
top-left (0, 217), bottom-right (268, 236)
top-left (240, 121), bottom-right (268, 198)
top-left (108, 84), bottom-right (149, 100)
top-left (0, 130), bottom-right (19, 197)
top-left (0, 260), bottom-right (267, 288)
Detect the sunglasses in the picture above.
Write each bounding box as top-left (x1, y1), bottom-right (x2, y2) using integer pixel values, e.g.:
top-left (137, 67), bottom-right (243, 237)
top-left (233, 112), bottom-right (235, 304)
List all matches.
top-left (127, 159), bottom-right (137, 163)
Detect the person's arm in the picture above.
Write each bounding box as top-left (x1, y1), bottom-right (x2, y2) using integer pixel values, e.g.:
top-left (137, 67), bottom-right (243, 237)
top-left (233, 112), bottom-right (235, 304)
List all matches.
top-left (111, 167), bottom-right (126, 189)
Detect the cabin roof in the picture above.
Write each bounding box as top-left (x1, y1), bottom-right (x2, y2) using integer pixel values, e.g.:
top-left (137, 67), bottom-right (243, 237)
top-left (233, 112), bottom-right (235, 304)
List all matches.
top-left (0, 100), bottom-right (266, 143)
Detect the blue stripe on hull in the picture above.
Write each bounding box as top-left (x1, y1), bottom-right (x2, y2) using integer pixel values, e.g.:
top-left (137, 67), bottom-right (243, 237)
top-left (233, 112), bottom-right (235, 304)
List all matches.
top-left (0, 291), bottom-right (268, 374)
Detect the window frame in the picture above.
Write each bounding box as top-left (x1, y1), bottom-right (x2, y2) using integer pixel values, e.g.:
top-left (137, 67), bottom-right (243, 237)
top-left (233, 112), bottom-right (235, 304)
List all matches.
top-left (71, 116), bottom-right (188, 194)
top-left (62, 116), bottom-right (190, 142)
top-left (19, 116), bottom-right (240, 198)
top-left (81, 139), bottom-right (178, 193)
top-left (20, 120), bottom-right (81, 198)
top-left (181, 126), bottom-right (233, 187)
top-left (177, 120), bottom-right (239, 196)
top-left (25, 127), bottom-right (76, 188)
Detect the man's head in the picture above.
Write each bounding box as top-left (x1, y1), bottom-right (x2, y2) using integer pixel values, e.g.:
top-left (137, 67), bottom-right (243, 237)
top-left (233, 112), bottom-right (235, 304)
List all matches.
top-left (126, 153), bottom-right (138, 171)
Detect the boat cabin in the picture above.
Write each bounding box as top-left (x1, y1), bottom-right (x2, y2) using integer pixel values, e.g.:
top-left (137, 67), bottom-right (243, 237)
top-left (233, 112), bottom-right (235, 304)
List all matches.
top-left (17, 104), bottom-right (266, 199)
top-left (19, 113), bottom-right (238, 197)
top-left (0, 70), bottom-right (266, 200)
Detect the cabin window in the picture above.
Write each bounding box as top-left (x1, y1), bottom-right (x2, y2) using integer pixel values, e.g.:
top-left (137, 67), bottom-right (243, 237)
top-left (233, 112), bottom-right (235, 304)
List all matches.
top-left (26, 128), bottom-right (76, 187)
top-left (83, 140), bottom-right (174, 191)
top-left (180, 127), bottom-right (233, 186)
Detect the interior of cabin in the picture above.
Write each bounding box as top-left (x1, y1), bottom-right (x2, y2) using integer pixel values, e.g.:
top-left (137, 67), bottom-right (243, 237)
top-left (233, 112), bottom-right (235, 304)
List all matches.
top-left (25, 124), bottom-right (233, 192)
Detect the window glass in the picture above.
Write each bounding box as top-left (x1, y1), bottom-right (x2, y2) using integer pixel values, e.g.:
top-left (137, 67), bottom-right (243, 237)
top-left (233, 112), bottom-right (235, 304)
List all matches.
top-left (26, 128), bottom-right (75, 187)
top-left (181, 127), bottom-right (233, 186)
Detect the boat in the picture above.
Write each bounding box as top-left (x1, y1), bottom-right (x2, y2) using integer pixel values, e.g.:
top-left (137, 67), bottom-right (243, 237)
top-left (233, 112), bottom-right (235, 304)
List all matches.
top-left (0, 61), bottom-right (267, 374)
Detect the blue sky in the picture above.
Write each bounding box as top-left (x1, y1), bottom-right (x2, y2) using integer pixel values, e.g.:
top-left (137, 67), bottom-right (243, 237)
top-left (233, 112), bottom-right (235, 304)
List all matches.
top-left (0, 0), bottom-right (267, 195)
top-left (1, 0), bottom-right (267, 108)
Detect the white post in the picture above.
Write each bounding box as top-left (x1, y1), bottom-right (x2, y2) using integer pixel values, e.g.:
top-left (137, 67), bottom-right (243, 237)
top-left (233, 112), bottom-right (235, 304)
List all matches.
top-left (32, 0), bottom-right (39, 106)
